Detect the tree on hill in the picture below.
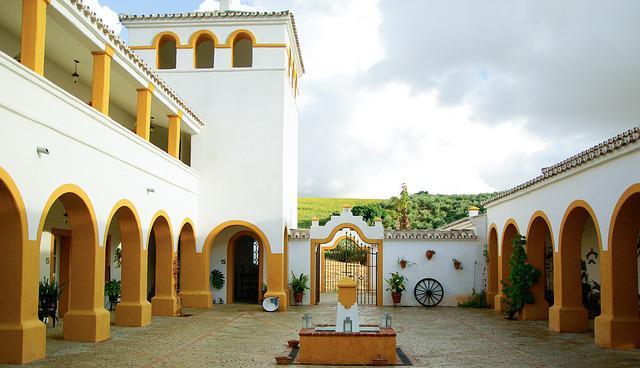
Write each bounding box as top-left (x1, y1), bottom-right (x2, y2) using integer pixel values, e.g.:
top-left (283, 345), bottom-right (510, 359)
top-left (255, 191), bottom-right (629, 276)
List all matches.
top-left (398, 183), bottom-right (411, 230)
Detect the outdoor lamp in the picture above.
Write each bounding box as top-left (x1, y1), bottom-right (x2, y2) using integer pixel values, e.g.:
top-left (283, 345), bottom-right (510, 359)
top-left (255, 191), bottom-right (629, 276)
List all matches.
top-left (385, 313), bottom-right (392, 328)
top-left (302, 314), bottom-right (312, 329)
top-left (343, 317), bottom-right (353, 333)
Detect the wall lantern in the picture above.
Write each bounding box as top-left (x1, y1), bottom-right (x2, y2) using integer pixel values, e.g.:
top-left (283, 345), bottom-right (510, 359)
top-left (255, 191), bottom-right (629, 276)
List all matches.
top-left (381, 313), bottom-right (392, 328)
top-left (302, 313), bottom-right (312, 329)
top-left (36, 146), bottom-right (50, 157)
top-left (71, 59), bottom-right (80, 84)
top-left (146, 188), bottom-right (155, 194)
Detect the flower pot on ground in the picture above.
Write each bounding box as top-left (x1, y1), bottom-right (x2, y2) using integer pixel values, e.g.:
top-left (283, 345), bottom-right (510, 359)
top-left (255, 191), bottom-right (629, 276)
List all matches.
top-left (289, 272), bottom-right (309, 306)
top-left (426, 249), bottom-right (436, 260)
top-left (385, 271), bottom-right (408, 306)
top-left (287, 339), bottom-right (300, 348)
top-left (275, 355), bottom-right (291, 365)
top-left (38, 277), bottom-right (68, 327)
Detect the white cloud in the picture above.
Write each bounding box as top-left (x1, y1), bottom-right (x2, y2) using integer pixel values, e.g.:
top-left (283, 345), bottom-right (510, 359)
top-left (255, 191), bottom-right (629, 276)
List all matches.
top-left (197, 0), bottom-right (262, 12)
top-left (83, 0), bottom-right (122, 35)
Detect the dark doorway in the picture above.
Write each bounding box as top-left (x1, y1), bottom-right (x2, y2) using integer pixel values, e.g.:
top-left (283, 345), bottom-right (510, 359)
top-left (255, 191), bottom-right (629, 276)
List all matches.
top-left (147, 229), bottom-right (156, 301)
top-left (233, 235), bottom-right (260, 303)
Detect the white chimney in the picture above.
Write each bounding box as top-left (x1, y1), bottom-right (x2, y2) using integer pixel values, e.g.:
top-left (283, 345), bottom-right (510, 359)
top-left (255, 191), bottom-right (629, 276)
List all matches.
top-left (219, 0), bottom-right (230, 11)
top-left (468, 206), bottom-right (480, 218)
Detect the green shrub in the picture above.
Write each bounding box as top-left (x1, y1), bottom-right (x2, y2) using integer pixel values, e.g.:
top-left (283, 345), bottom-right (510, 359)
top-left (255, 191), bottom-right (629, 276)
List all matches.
top-left (289, 272), bottom-right (310, 294)
top-left (501, 234), bottom-right (541, 319)
top-left (458, 290), bottom-right (489, 308)
top-left (210, 269), bottom-right (225, 290)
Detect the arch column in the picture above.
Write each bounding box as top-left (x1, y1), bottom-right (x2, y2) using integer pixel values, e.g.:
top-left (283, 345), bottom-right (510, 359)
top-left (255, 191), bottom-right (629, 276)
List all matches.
top-left (179, 222), bottom-right (212, 309)
top-left (264, 253), bottom-right (287, 311)
top-left (150, 215), bottom-right (177, 316)
top-left (494, 222), bottom-right (518, 312)
top-left (0, 170), bottom-right (45, 364)
top-left (112, 204), bottom-right (152, 327)
top-left (595, 187), bottom-right (640, 348)
top-left (522, 215), bottom-right (552, 320)
top-left (486, 226), bottom-right (498, 307)
top-left (549, 203), bottom-right (594, 333)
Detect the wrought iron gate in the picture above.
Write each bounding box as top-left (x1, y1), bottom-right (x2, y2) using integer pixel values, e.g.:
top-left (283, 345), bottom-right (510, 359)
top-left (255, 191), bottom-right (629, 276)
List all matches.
top-left (322, 231), bottom-right (378, 305)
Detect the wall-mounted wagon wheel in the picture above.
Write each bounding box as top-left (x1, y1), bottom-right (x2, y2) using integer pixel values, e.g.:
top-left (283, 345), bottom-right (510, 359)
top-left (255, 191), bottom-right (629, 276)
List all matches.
top-left (414, 278), bottom-right (444, 307)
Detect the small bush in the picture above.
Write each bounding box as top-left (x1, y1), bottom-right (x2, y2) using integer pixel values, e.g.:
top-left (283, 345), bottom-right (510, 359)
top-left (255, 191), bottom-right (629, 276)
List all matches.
top-left (458, 290), bottom-right (489, 308)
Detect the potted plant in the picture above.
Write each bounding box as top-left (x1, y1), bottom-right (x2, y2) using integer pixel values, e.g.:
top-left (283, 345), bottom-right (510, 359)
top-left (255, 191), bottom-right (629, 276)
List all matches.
top-left (105, 280), bottom-right (121, 310)
top-left (38, 277), bottom-right (68, 326)
top-left (452, 258), bottom-right (463, 270)
top-left (210, 269), bottom-right (225, 290)
top-left (289, 272), bottom-right (309, 306)
top-left (398, 257), bottom-right (408, 269)
top-left (426, 249), bottom-right (436, 260)
top-left (385, 272), bottom-right (407, 305)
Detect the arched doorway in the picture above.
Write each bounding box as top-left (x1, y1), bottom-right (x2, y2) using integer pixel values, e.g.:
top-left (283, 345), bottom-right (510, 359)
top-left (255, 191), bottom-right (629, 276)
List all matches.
top-left (37, 185), bottom-right (109, 342)
top-left (549, 201), bottom-right (601, 333)
top-left (105, 201), bottom-right (151, 327)
top-left (0, 169), bottom-right (45, 364)
top-left (148, 213), bottom-right (177, 316)
top-left (595, 185), bottom-right (640, 348)
top-left (522, 212), bottom-right (554, 320)
top-left (310, 224), bottom-right (382, 306)
top-left (495, 220), bottom-right (519, 312)
top-left (227, 231), bottom-right (264, 304)
top-left (177, 220), bottom-right (210, 308)
top-left (202, 221), bottom-right (286, 310)
top-left (487, 226), bottom-right (498, 307)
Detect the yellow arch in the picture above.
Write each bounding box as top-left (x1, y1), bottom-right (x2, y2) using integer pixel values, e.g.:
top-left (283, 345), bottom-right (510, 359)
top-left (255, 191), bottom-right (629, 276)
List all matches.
top-left (147, 210), bottom-right (174, 250)
top-left (152, 31), bottom-right (182, 49)
top-left (607, 183), bottom-right (640, 251)
top-left (558, 200), bottom-right (603, 253)
top-left (526, 210), bottom-right (554, 246)
top-left (203, 220), bottom-right (272, 256)
top-left (225, 29), bottom-right (257, 46)
top-left (500, 218), bottom-right (520, 255)
top-left (0, 167), bottom-right (28, 240)
top-left (103, 199), bottom-right (143, 249)
top-left (188, 30), bottom-right (219, 48)
top-left (309, 223), bottom-right (383, 306)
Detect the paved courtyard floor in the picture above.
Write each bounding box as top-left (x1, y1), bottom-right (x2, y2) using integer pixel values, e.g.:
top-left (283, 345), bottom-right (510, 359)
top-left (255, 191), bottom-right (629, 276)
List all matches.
top-left (13, 302), bottom-right (640, 367)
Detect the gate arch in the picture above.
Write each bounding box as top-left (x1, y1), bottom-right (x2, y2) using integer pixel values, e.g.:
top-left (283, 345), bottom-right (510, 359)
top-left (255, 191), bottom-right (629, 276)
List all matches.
top-left (310, 223), bottom-right (383, 306)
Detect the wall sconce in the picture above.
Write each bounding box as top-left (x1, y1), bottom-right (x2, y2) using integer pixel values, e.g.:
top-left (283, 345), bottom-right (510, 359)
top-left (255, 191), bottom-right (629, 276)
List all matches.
top-left (343, 317), bottom-right (353, 333)
top-left (71, 59), bottom-right (80, 84)
top-left (36, 146), bottom-right (49, 157)
top-left (146, 188), bottom-right (155, 194)
top-left (63, 212), bottom-right (68, 224)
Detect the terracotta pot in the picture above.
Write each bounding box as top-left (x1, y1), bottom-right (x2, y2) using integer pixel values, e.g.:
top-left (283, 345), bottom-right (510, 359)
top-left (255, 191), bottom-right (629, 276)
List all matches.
top-left (453, 260), bottom-right (462, 270)
top-left (426, 250), bottom-right (435, 260)
top-left (373, 357), bottom-right (388, 366)
top-left (275, 356), bottom-right (291, 365)
top-left (399, 260), bottom-right (407, 268)
top-left (294, 292), bottom-right (304, 306)
top-left (392, 292), bottom-right (402, 304)
top-left (287, 339), bottom-right (300, 348)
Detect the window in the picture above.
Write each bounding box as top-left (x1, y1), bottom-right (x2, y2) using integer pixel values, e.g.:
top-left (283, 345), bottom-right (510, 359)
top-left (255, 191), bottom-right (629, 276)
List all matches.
top-left (157, 35), bottom-right (177, 69)
top-left (232, 35), bottom-right (253, 68)
top-left (195, 35), bottom-right (215, 68)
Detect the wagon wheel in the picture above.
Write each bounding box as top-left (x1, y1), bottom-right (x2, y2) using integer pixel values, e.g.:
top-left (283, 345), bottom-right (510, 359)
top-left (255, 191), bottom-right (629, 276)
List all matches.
top-left (414, 278), bottom-right (444, 307)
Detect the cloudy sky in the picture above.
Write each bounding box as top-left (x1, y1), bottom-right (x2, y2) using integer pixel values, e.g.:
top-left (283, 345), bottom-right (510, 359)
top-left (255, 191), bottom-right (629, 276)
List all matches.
top-left (89, 0), bottom-right (640, 198)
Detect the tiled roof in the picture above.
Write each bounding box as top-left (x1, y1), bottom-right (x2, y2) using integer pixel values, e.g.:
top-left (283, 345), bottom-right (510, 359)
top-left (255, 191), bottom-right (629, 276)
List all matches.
top-left (385, 229), bottom-right (477, 240)
top-left (288, 228), bottom-right (476, 240)
top-left (68, 0), bottom-right (205, 126)
top-left (119, 10), bottom-right (305, 73)
top-left (484, 125), bottom-right (640, 206)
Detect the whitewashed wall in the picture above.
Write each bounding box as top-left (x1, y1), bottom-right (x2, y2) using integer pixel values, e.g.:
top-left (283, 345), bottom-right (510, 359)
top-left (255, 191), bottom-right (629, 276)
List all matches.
top-left (0, 54), bottom-right (199, 251)
top-left (382, 239), bottom-right (480, 306)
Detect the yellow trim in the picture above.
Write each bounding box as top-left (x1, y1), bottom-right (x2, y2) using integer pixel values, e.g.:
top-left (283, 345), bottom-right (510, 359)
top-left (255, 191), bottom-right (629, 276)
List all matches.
top-left (309, 223), bottom-right (383, 306)
top-left (0, 167), bottom-right (46, 363)
top-left (91, 46), bottom-right (113, 115)
top-left (177, 218), bottom-right (212, 309)
top-left (167, 114), bottom-right (181, 159)
top-left (35, 184), bottom-right (110, 342)
top-left (468, 206), bottom-right (480, 211)
top-left (319, 235), bottom-right (347, 293)
top-left (487, 223), bottom-right (499, 307)
top-left (190, 31), bottom-right (218, 69)
top-left (148, 210), bottom-right (178, 317)
top-left (20, 0), bottom-right (50, 75)
top-left (135, 87), bottom-right (152, 140)
top-left (558, 200), bottom-right (603, 254)
top-left (155, 32), bottom-right (179, 70)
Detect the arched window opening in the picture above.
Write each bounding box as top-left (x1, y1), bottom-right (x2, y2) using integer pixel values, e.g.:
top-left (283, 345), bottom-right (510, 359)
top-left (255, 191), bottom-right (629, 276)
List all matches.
top-left (158, 35), bottom-right (177, 70)
top-left (195, 36), bottom-right (214, 69)
top-left (232, 35), bottom-right (253, 68)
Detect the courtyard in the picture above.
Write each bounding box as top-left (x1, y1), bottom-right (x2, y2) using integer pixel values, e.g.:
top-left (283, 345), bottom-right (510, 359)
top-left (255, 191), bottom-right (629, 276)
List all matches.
top-left (22, 301), bottom-right (640, 367)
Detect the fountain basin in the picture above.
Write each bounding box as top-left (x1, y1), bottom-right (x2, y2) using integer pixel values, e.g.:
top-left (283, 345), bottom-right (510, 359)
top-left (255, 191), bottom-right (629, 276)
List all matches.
top-left (298, 324), bottom-right (397, 365)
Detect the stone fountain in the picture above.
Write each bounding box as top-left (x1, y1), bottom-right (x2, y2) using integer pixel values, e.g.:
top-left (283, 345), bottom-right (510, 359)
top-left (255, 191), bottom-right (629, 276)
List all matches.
top-left (298, 277), bottom-right (397, 365)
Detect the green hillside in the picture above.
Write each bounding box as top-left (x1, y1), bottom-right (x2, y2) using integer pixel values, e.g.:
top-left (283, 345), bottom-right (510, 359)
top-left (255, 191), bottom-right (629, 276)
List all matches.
top-left (297, 192), bottom-right (496, 230)
top-left (297, 198), bottom-right (382, 229)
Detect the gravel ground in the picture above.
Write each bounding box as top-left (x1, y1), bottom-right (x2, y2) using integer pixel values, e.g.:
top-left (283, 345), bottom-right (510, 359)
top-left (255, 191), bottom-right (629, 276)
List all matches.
top-left (10, 302), bottom-right (640, 367)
